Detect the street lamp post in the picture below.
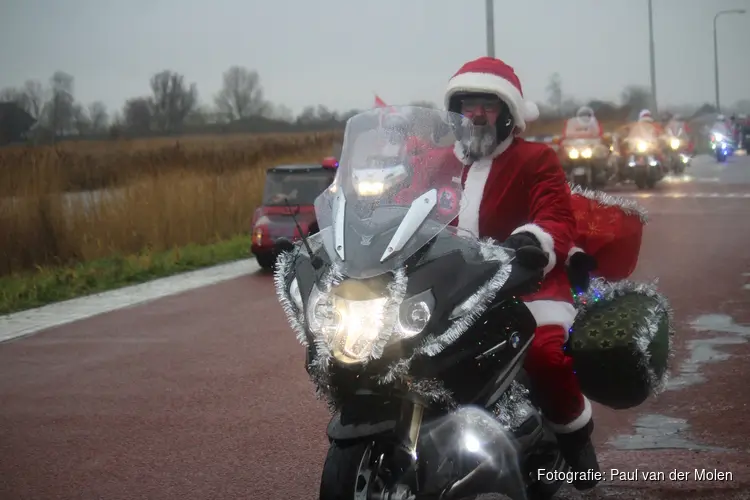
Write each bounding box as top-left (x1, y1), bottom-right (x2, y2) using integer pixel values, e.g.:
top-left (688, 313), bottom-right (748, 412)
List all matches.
top-left (713, 9), bottom-right (746, 113)
top-left (647, 0), bottom-right (658, 113)
top-left (486, 0), bottom-right (495, 57)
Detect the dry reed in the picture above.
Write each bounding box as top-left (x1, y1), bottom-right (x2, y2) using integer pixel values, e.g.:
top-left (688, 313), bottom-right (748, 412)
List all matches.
top-left (0, 131), bottom-right (343, 276)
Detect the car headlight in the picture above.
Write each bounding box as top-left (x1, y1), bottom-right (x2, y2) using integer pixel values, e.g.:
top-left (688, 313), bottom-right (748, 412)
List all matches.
top-left (636, 141), bottom-right (648, 153)
top-left (581, 148), bottom-right (593, 159)
top-left (306, 285), bottom-right (434, 364)
top-left (670, 138), bottom-right (680, 150)
top-left (568, 148), bottom-right (580, 159)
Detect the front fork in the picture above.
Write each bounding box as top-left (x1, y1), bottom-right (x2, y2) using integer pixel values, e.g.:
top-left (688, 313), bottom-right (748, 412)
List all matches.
top-left (390, 399), bottom-right (425, 487)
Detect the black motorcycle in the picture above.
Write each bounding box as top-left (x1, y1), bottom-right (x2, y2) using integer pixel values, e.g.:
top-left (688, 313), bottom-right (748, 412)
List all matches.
top-left (275, 106), bottom-right (584, 500)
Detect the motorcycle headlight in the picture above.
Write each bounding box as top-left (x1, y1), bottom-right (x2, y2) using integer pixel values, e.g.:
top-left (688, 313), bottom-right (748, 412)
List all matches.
top-left (636, 141), bottom-right (648, 153)
top-left (581, 148), bottom-right (593, 159)
top-left (670, 138), bottom-right (680, 150)
top-left (356, 181), bottom-right (385, 196)
top-left (713, 133), bottom-right (724, 142)
top-left (568, 148), bottom-right (580, 159)
top-left (306, 285), bottom-right (434, 365)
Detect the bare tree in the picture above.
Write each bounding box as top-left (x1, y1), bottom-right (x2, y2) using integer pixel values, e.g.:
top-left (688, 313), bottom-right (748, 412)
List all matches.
top-left (123, 97), bottom-right (154, 133)
top-left (214, 66), bottom-right (267, 121)
top-left (0, 80), bottom-right (44, 119)
top-left (149, 70), bottom-right (198, 132)
top-left (620, 85), bottom-right (653, 114)
top-left (42, 71), bottom-right (76, 136)
top-left (546, 73), bottom-right (563, 117)
top-left (88, 101), bottom-right (109, 132)
top-left (71, 104), bottom-right (92, 135)
top-left (262, 102), bottom-right (295, 122)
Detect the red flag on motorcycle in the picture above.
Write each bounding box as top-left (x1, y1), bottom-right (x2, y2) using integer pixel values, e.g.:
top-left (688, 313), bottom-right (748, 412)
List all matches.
top-left (374, 95), bottom-right (388, 108)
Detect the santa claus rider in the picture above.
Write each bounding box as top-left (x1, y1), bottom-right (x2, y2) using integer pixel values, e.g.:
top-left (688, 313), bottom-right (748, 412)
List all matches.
top-left (444, 56), bottom-right (600, 491)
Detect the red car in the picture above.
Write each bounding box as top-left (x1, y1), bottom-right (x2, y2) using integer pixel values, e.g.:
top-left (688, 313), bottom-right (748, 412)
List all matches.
top-left (250, 157), bottom-right (338, 269)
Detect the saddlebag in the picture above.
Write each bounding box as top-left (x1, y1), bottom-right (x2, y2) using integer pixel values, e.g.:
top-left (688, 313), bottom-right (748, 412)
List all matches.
top-left (569, 184), bottom-right (647, 281)
top-left (568, 278), bottom-right (674, 410)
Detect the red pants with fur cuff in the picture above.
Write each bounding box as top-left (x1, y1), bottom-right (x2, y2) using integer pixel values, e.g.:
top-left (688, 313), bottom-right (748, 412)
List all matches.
top-left (523, 324), bottom-right (592, 433)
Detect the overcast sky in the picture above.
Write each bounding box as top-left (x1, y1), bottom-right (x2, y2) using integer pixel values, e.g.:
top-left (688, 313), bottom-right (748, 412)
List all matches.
top-left (1, 0), bottom-right (748, 115)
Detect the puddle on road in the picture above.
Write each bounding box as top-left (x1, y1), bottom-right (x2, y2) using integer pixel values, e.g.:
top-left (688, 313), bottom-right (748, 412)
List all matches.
top-left (608, 414), bottom-right (726, 451)
top-left (609, 314), bottom-right (750, 451)
top-left (666, 314), bottom-right (750, 390)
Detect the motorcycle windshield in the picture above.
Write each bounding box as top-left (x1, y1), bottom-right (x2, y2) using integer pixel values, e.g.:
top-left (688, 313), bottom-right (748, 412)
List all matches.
top-left (313, 105), bottom-right (472, 279)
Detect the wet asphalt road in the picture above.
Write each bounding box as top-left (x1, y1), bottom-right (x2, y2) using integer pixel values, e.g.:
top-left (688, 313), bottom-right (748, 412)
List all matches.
top-left (1, 154), bottom-right (750, 500)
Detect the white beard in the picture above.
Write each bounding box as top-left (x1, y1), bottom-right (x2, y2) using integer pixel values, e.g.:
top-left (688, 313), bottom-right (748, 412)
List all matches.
top-left (461, 125), bottom-right (497, 160)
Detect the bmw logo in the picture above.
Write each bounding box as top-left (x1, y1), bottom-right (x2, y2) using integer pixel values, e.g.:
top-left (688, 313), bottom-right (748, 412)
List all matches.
top-left (510, 333), bottom-right (520, 349)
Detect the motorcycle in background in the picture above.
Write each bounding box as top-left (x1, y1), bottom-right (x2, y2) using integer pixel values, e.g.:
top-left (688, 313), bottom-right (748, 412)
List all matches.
top-left (663, 135), bottom-right (691, 174)
top-left (615, 136), bottom-right (665, 189)
top-left (711, 132), bottom-right (733, 162)
top-left (556, 137), bottom-right (611, 188)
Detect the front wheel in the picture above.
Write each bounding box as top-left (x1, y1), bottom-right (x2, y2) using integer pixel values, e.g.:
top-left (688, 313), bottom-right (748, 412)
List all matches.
top-left (320, 441), bottom-right (376, 500)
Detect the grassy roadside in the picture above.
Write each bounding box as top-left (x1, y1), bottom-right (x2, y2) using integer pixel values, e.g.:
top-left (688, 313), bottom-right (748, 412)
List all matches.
top-left (0, 234), bottom-right (253, 315)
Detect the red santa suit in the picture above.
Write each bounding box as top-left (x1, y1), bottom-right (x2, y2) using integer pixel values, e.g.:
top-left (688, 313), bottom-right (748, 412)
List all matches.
top-left (444, 58), bottom-right (591, 433)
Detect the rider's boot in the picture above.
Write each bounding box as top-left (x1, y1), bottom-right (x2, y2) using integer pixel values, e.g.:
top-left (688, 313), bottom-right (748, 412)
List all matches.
top-left (555, 419), bottom-right (600, 491)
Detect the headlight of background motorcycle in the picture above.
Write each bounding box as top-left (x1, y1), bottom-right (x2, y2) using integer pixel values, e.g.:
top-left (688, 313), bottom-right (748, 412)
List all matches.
top-left (636, 141), bottom-right (648, 153)
top-left (670, 138), bottom-right (680, 150)
top-left (305, 285), bottom-right (434, 364)
top-left (568, 148), bottom-right (580, 159)
top-left (581, 148), bottom-right (593, 159)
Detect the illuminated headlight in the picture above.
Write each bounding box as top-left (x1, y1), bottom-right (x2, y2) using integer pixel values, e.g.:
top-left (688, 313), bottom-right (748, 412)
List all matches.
top-left (713, 133), bottom-right (724, 142)
top-left (356, 181), bottom-right (385, 196)
top-left (648, 156), bottom-right (658, 167)
top-left (670, 138), bottom-right (680, 150)
top-left (680, 154), bottom-right (690, 164)
top-left (636, 141), bottom-right (648, 153)
top-left (581, 148), bottom-right (593, 159)
top-left (568, 148), bottom-right (580, 159)
top-left (306, 286), bottom-right (433, 364)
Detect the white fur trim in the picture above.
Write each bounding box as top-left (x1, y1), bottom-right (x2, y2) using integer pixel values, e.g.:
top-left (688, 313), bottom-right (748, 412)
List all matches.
top-left (524, 300), bottom-right (577, 338)
top-left (457, 158), bottom-right (492, 236)
top-left (566, 246), bottom-right (585, 266)
top-left (545, 396), bottom-right (592, 434)
top-left (511, 223), bottom-right (557, 275)
top-left (445, 72), bottom-right (538, 131)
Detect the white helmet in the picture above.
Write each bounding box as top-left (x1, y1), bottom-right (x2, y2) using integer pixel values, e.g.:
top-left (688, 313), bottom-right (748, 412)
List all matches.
top-left (575, 106), bottom-right (595, 125)
top-left (638, 109), bottom-right (653, 122)
top-left (717, 114), bottom-right (726, 121)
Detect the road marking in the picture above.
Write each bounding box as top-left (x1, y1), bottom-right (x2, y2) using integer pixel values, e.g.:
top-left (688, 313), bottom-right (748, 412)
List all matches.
top-left (0, 259), bottom-right (260, 344)
top-left (620, 192), bottom-right (750, 199)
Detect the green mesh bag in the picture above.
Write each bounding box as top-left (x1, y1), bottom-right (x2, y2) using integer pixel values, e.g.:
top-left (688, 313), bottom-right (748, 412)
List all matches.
top-left (568, 279), bottom-right (674, 410)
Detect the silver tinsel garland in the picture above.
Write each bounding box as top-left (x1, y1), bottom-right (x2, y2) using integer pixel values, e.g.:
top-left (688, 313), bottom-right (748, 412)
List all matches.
top-left (491, 380), bottom-right (533, 431)
top-left (572, 277), bottom-right (675, 396)
top-left (569, 182), bottom-right (649, 225)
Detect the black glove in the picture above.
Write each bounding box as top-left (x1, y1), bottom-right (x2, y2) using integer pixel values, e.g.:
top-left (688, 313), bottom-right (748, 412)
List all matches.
top-left (503, 232), bottom-right (549, 271)
top-left (567, 250), bottom-right (598, 293)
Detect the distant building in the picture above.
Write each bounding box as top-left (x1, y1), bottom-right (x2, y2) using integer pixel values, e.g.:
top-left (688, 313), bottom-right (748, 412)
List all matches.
top-left (0, 102), bottom-right (36, 145)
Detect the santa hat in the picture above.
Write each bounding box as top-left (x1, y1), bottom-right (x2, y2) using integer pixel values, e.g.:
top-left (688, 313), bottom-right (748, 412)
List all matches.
top-left (444, 57), bottom-right (540, 132)
top-left (639, 109), bottom-right (653, 121)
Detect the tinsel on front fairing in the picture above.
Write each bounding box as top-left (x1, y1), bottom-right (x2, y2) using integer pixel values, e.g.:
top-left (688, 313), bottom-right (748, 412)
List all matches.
top-left (569, 278), bottom-right (675, 409)
top-left (417, 238), bottom-right (513, 357)
top-left (568, 182), bottom-right (649, 224)
top-left (273, 248), bottom-right (307, 346)
top-left (491, 381), bottom-right (533, 431)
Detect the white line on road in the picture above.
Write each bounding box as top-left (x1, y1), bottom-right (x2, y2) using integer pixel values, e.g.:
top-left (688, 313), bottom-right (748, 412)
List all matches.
top-left (0, 258), bottom-right (260, 344)
top-left (620, 192), bottom-right (750, 199)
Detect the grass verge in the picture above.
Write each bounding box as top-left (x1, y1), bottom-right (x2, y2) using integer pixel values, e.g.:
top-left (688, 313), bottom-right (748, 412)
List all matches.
top-left (0, 234), bottom-right (252, 315)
